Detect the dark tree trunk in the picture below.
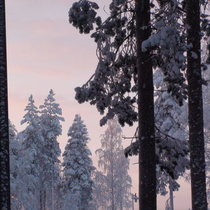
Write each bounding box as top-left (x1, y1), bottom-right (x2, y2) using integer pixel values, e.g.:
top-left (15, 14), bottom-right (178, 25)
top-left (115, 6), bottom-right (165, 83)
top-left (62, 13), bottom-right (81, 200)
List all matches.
top-left (40, 189), bottom-right (47, 210)
top-left (186, 1), bottom-right (208, 209)
top-left (0, 0), bottom-right (10, 209)
top-left (40, 190), bottom-right (42, 210)
top-left (136, 0), bottom-right (156, 209)
top-left (43, 190), bottom-right (46, 210)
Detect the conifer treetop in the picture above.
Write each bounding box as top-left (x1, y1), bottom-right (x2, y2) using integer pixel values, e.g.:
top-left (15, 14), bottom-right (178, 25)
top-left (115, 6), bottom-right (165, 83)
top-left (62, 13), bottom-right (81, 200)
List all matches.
top-left (21, 95), bottom-right (39, 126)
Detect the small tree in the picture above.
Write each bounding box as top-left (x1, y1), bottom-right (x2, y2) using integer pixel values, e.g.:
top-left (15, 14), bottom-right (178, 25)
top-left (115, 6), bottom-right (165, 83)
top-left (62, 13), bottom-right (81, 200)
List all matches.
top-left (62, 114), bottom-right (94, 210)
top-left (93, 118), bottom-right (132, 210)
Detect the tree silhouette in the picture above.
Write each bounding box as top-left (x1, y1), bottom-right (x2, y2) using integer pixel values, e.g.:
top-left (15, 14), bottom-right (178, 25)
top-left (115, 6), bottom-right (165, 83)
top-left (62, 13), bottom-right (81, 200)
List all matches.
top-left (186, 0), bottom-right (208, 209)
top-left (0, 0), bottom-right (10, 209)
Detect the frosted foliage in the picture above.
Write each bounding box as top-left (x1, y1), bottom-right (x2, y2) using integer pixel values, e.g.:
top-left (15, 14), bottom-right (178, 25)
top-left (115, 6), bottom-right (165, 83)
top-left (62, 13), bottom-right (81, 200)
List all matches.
top-left (69, 0), bottom-right (101, 34)
top-left (91, 171), bottom-right (107, 209)
top-left (201, 3), bottom-right (210, 65)
top-left (62, 115), bottom-right (94, 210)
top-left (92, 118), bottom-right (132, 209)
top-left (10, 121), bottom-right (22, 210)
top-left (154, 69), bottom-right (189, 195)
top-left (143, 1), bottom-right (187, 105)
top-left (125, 69), bottom-right (189, 195)
top-left (39, 89), bottom-right (64, 185)
top-left (69, 0), bottom-right (191, 126)
top-left (203, 65), bottom-right (210, 202)
top-left (38, 90), bottom-right (64, 210)
top-left (10, 91), bottom-right (64, 210)
top-left (10, 127), bottom-right (39, 210)
top-left (21, 95), bottom-right (43, 150)
top-left (71, 0), bottom-right (137, 126)
top-left (203, 65), bottom-right (210, 131)
top-left (206, 135), bottom-right (210, 203)
top-left (11, 96), bottom-right (45, 209)
top-left (21, 95), bottom-right (39, 126)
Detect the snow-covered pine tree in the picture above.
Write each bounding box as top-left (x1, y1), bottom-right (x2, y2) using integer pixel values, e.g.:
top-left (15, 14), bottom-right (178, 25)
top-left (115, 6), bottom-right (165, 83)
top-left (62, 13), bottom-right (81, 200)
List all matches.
top-left (39, 89), bottom-right (64, 210)
top-left (93, 118), bottom-right (132, 210)
top-left (62, 114), bottom-right (94, 210)
top-left (17, 95), bottom-right (43, 210)
top-left (10, 121), bottom-right (23, 210)
top-left (154, 69), bottom-right (189, 196)
top-left (53, 178), bottom-right (63, 210)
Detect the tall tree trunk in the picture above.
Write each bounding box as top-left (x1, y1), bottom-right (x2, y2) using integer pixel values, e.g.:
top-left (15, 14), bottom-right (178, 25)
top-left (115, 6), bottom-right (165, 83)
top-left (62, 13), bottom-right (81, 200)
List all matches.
top-left (40, 190), bottom-right (42, 210)
top-left (136, 0), bottom-right (156, 209)
top-left (186, 1), bottom-right (208, 209)
top-left (0, 0), bottom-right (10, 209)
top-left (43, 189), bottom-right (47, 210)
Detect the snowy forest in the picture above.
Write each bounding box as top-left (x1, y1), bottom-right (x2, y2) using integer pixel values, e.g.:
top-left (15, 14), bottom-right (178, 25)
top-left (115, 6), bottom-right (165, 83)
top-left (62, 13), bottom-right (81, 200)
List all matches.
top-left (0, 0), bottom-right (210, 210)
top-left (9, 90), bottom-right (132, 210)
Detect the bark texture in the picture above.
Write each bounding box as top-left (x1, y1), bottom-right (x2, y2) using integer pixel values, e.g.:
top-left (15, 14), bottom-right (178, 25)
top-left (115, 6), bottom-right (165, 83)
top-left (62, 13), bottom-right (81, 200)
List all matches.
top-left (0, 0), bottom-right (10, 209)
top-left (186, 0), bottom-right (208, 209)
top-left (136, 0), bottom-right (156, 209)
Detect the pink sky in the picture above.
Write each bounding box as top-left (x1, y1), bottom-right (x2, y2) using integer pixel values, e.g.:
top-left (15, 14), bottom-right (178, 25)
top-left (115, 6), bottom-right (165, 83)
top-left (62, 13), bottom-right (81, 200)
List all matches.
top-left (6, 0), bottom-right (191, 209)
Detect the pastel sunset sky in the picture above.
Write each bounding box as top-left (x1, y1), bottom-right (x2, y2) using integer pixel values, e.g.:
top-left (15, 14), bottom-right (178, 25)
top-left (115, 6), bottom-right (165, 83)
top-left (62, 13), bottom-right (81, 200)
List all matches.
top-left (6, 0), bottom-right (191, 209)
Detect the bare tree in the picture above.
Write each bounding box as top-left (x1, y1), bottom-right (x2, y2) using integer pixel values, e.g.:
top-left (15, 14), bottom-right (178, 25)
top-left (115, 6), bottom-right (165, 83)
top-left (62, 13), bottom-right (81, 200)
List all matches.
top-left (93, 118), bottom-right (132, 210)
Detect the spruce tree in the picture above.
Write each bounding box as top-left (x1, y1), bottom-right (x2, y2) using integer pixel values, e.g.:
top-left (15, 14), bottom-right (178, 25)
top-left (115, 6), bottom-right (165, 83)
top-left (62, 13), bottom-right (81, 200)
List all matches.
top-left (19, 95), bottom-right (43, 210)
top-left (39, 89), bottom-right (64, 210)
top-left (9, 121), bottom-right (22, 210)
top-left (62, 114), bottom-right (94, 210)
